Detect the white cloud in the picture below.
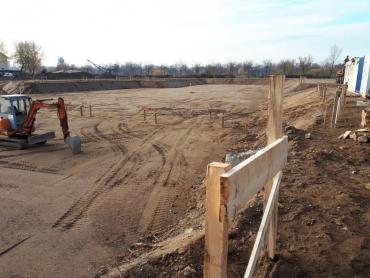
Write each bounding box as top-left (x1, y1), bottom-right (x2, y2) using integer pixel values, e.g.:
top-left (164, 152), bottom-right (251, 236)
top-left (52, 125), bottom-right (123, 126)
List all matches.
top-left (1, 0), bottom-right (369, 66)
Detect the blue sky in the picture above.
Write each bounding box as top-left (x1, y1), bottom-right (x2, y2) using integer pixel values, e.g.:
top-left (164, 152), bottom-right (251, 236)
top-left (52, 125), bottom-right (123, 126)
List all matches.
top-left (1, 0), bottom-right (370, 66)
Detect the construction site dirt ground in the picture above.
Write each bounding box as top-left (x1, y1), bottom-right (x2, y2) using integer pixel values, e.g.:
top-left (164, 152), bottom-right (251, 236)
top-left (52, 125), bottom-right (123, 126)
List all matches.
top-left (0, 80), bottom-right (369, 278)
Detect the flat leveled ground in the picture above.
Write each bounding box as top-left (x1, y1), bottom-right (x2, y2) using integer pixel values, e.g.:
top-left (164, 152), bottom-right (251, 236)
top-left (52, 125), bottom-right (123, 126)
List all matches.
top-left (0, 83), bottom-right (288, 278)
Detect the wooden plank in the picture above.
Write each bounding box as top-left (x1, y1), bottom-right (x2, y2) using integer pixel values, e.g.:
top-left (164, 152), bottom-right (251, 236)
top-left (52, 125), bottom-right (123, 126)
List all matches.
top-left (204, 162), bottom-right (230, 278)
top-left (335, 90), bottom-right (341, 125)
top-left (323, 85), bottom-right (328, 125)
top-left (220, 136), bottom-right (288, 220)
top-left (338, 130), bottom-right (352, 139)
top-left (331, 91), bottom-right (340, 128)
top-left (341, 86), bottom-right (346, 108)
top-left (357, 101), bottom-right (370, 107)
top-left (264, 75), bottom-right (284, 258)
top-left (266, 75), bottom-right (284, 144)
top-left (244, 172), bottom-right (283, 278)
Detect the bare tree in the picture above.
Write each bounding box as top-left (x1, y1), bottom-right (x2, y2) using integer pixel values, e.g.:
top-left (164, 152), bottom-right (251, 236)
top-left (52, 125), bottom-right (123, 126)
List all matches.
top-left (13, 41), bottom-right (42, 75)
top-left (226, 62), bottom-right (238, 76)
top-left (327, 45), bottom-right (342, 77)
top-left (193, 64), bottom-right (201, 76)
top-left (298, 55), bottom-right (313, 75)
top-left (241, 61), bottom-right (253, 77)
top-left (0, 40), bottom-right (7, 64)
top-left (262, 59), bottom-right (273, 76)
top-left (278, 59), bottom-right (296, 75)
top-left (56, 56), bottom-right (68, 70)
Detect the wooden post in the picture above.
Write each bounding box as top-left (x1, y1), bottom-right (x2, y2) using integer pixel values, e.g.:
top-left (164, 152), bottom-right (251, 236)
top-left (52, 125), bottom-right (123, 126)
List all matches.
top-left (341, 85), bottom-right (347, 107)
top-left (331, 90), bottom-right (340, 128)
top-left (264, 75), bottom-right (284, 259)
top-left (154, 112), bottom-right (157, 125)
top-left (89, 104), bottom-right (92, 117)
top-left (144, 109), bottom-right (146, 122)
top-left (335, 90), bottom-right (342, 126)
top-left (221, 113), bottom-right (225, 128)
top-left (80, 106), bottom-right (83, 117)
top-left (323, 85), bottom-right (328, 124)
top-left (204, 162), bottom-right (230, 278)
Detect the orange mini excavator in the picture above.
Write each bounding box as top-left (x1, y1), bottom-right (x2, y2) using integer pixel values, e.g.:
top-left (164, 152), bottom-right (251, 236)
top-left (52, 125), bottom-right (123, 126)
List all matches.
top-left (0, 95), bottom-right (81, 153)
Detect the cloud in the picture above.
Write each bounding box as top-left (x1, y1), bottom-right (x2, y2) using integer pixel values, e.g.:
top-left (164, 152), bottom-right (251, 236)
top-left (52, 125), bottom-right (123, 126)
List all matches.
top-left (1, 0), bottom-right (370, 66)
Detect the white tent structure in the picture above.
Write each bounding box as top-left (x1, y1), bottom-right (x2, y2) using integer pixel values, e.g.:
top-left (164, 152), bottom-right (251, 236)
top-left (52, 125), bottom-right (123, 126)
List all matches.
top-left (360, 55), bottom-right (370, 98)
top-left (343, 56), bottom-right (370, 98)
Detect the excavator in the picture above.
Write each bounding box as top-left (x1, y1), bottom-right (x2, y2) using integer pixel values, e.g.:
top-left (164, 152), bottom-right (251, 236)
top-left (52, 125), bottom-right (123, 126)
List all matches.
top-left (0, 95), bottom-right (81, 154)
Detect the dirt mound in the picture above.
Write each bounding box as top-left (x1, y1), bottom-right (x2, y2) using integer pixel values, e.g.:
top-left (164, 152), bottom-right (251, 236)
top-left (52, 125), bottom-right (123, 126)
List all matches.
top-left (1, 79), bottom-right (208, 94)
top-left (140, 79), bottom-right (206, 88)
top-left (286, 83), bottom-right (317, 94)
top-left (1, 81), bottom-right (31, 94)
top-left (28, 80), bottom-right (142, 93)
top-left (206, 77), bottom-right (267, 85)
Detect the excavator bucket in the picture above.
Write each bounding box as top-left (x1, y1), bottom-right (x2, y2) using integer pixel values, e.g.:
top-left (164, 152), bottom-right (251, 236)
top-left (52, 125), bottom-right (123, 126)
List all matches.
top-left (66, 135), bottom-right (81, 154)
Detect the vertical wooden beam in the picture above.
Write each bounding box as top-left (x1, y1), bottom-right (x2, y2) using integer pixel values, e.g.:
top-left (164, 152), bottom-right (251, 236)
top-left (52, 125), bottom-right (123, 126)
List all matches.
top-left (343, 84), bottom-right (348, 105)
top-left (263, 75), bottom-right (284, 259)
top-left (143, 109), bottom-right (146, 122)
top-left (323, 85), bottom-right (328, 125)
top-left (221, 113), bottom-right (225, 128)
top-left (335, 90), bottom-right (342, 126)
top-left (154, 111), bottom-right (158, 125)
top-left (80, 105), bottom-right (83, 117)
top-left (341, 85), bottom-right (347, 107)
top-left (245, 172), bottom-right (283, 278)
top-left (266, 75), bottom-right (284, 144)
top-left (331, 90), bottom-right (340, 128)
top-left (204, 162), bottom-right (230, 278)
top-left (89, 104), bottom-right (92, 117)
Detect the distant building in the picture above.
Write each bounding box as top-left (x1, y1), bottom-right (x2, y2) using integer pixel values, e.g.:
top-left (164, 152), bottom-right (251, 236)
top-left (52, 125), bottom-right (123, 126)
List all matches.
top-left (0, 52), bottom-right (9, 70)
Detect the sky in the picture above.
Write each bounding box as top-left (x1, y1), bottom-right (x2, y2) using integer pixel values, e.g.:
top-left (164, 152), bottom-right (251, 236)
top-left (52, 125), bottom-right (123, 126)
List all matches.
top-left (1, 0), bottom-right (370, 67)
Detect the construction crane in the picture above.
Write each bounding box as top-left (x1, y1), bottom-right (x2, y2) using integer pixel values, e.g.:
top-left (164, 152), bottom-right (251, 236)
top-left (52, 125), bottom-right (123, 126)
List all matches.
top-left (87, 59), bottom-right (118, 76)
top-left (0, 95), bottom-right (81, 153)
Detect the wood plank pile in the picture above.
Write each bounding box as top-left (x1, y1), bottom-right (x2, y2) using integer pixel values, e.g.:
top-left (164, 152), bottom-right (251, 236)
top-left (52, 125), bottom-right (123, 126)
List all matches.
top-left (338, 128), bottom-right (370, 143)
top-left (361, 107), bottom-right (370, 128)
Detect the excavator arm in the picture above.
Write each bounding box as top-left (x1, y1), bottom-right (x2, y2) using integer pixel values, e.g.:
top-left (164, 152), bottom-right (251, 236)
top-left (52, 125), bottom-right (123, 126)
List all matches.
top-left (22, 97), bottom-right (70, 139)
top-left (20, 97), bottom-right (81, 154)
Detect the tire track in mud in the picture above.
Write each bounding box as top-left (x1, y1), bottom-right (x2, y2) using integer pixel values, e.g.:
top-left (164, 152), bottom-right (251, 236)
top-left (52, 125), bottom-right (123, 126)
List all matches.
top-left (53, 122), bottom-right (128, 230)
top-left (138, 119), bottom-right (199, 234)
top-left (0, 160), bottom-right (62, 175)
top-left (53, 122), bottom-right (164, 231)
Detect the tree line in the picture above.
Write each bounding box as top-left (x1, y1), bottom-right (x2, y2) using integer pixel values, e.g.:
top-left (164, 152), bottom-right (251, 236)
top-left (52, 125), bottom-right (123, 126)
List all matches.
top-left (1, 40), bottom-right (343, 78)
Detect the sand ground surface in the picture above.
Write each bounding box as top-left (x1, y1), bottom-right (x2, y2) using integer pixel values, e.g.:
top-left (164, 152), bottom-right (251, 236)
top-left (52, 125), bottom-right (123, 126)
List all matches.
top-left (0, 83), bottom-right (300, 278)
top-left (101, 81), bottom-right (369, 278)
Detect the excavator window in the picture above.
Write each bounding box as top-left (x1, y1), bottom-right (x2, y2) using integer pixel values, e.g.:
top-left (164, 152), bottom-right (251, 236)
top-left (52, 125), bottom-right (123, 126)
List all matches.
top-left (10, 98), bottom-right (29, 116)
top-left (0, 98), bottom-right (12, 114)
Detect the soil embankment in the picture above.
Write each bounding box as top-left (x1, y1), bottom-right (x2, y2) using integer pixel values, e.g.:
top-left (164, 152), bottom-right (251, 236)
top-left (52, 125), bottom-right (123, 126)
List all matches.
top-left (1, 79), bottom-right (208, 94)
top-left (1, 78), bottom-right (271, 94)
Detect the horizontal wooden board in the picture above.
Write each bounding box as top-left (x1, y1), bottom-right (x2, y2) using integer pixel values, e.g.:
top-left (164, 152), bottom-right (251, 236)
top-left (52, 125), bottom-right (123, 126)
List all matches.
top-left (220, 136), bottom-right (287, 219)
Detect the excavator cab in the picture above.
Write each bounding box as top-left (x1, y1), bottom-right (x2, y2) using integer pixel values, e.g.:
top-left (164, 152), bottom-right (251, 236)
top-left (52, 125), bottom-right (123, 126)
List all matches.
top-left (0, 95), bottom-right (32, 130)
top-left (0, 95), bottom-right (80, 153)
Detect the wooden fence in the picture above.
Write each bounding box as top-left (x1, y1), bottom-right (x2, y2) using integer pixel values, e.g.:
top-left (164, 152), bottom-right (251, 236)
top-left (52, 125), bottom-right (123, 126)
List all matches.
top-left (317, 83), bottom-right (347, 128)
top-left (204, 75), bottom-right (288, 278)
